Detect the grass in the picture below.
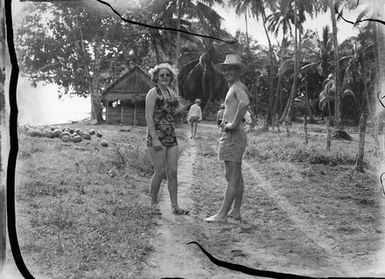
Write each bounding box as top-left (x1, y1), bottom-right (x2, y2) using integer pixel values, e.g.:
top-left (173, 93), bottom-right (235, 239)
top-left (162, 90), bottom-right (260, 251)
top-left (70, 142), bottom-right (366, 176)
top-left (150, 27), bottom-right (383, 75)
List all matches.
top-left (245, 127), bottom-right (381, 167)
top-left (14, 124), bottom-right (177, 279)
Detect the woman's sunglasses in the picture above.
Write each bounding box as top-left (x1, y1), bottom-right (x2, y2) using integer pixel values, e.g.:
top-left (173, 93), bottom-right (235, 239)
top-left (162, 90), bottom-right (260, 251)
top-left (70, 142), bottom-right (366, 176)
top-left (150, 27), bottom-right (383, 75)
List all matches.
top-left (159, 73), bottom-right (171, 78)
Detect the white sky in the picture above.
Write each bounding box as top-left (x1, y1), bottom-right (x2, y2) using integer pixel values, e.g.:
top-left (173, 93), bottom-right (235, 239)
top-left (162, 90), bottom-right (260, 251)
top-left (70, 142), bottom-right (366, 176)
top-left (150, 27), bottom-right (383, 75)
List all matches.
top-left (215, 2), bottom-right (369, 46)
top-left (12, 0), bottom-right (377, 125)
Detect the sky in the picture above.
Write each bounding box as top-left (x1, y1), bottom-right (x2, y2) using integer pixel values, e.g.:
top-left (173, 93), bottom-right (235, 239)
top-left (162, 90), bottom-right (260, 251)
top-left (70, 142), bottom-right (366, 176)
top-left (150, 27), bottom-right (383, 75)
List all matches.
top-left (11, 0), bottom-right (377, 126)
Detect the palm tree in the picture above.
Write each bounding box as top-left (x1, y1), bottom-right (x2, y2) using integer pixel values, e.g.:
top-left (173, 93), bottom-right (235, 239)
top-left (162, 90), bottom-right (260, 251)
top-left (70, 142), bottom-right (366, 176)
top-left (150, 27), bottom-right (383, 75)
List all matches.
top-left (267, 1), bottom-right (295, 120)
top-left (229, 0), bottom-right (278, 127)
top-left (301, 26), bottom-right (333, 117)
top-left (178, 38), bottom-right (234, 115)
top-left (279, 0), bottom-right (317, 125)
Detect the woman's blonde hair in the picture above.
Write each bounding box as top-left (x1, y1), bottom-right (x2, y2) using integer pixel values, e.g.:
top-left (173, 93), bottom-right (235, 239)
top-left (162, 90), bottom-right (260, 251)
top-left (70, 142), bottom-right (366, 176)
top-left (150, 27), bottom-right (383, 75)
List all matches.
top-left (148, 63), bottom-right (178, 84)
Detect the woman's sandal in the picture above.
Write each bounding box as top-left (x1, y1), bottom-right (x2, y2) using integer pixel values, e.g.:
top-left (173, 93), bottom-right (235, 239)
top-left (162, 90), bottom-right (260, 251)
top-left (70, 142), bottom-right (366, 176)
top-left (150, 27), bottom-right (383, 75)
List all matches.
top-left (151, 208), bottom-right (162, 215)
top-left (172, 207), bottom-right (190, 215)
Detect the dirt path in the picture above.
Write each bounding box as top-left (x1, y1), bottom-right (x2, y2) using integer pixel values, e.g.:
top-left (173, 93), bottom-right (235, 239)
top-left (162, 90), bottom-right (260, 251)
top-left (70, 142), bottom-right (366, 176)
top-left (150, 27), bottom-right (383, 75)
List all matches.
top-left (138, 124), bottom-right (385, 278)
top-left (138, 128), bottom-right (255, 279)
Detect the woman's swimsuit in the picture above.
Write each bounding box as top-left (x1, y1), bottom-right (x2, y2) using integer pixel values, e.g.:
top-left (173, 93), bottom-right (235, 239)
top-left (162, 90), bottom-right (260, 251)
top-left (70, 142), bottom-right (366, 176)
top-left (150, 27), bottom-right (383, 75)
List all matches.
top-left (147, 86), bottom-right (179, 147)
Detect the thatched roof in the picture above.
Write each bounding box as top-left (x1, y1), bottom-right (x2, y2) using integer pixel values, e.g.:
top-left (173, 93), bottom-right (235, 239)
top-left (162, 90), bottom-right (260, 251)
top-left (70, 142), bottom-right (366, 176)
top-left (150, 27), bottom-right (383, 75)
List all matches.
top-left (102, 66), bottom-right (153, 102)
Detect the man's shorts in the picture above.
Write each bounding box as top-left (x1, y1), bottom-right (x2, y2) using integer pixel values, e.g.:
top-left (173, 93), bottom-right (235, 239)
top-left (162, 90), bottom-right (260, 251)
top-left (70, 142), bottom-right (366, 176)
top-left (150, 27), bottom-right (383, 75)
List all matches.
top-left (218, 126), bottom-right (247, 163)
top-left (189, 116), bottom-right (200, 124)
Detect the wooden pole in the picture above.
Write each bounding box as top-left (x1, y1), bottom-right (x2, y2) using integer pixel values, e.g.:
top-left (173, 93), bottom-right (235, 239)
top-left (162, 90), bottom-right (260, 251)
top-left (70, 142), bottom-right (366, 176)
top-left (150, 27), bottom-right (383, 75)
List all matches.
top-left (326, 116), bottom-right (331, 151)
top-left (355, 113), bottom-right (368, 172)
top-left (133, 100), bottom-right (137, 127)
top-left (304, 115), bottom-right (308, 144)
top-left (120, 104), bottom-right (123, 124)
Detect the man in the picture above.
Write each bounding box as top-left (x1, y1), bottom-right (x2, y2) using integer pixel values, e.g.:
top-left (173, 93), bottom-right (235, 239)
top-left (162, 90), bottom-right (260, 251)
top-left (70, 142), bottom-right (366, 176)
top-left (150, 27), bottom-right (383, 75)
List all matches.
top-left (188, 98), bottom-right (202, 139)
top-left (205, 54), bottom-right (250, 223)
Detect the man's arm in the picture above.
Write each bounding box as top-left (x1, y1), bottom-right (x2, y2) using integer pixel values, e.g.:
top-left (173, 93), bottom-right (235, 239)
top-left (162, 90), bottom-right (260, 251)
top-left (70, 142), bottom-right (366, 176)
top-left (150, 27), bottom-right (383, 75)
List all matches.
top-left (198, 106), bottom-right (202, 121)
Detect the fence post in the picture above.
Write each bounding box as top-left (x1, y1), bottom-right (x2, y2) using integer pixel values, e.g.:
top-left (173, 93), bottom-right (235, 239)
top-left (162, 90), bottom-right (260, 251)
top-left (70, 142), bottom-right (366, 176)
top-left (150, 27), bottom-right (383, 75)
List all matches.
top-left (304, 115), bottom-right (308, 144)
top-left (355, 113), bottom-right (368, 172)
top-left (326, 116), bottom-right (331, 151)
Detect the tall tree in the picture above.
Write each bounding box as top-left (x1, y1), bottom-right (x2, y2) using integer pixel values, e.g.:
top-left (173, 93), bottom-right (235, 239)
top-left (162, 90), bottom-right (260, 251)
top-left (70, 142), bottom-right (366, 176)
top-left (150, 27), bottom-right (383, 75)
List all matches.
top-left (229, 0), bottom-right (278, 127)
top-left (16, 1), bottom-right (147, 123)
top-left (279, 0), bottom-right (316, 124)
top-left (267, 1), bottom-right (294, 119)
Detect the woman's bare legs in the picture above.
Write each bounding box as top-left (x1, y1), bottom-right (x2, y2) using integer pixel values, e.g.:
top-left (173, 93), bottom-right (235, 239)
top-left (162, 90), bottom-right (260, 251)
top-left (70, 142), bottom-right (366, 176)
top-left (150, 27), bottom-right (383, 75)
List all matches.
top-left (165, 145), bottom-right (179, 208)
top-left (166, 145), bottom-right (189, 214)
top-left (149, 147), bottom-right (166, 205)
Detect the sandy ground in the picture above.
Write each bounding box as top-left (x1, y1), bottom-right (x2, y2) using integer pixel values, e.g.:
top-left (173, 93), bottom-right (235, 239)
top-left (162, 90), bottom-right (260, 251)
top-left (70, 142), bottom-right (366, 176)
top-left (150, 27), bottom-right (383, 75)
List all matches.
top-left (2, 123), bottom-right (385, 279)
top-left (137, 124), bottom-right (385, 279)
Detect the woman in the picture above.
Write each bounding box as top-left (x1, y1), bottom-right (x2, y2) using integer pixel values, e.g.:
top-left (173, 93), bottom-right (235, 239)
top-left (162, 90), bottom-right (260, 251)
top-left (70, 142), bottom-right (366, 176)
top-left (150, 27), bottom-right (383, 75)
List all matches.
top-left (145, 63), bottom-right (189, 215)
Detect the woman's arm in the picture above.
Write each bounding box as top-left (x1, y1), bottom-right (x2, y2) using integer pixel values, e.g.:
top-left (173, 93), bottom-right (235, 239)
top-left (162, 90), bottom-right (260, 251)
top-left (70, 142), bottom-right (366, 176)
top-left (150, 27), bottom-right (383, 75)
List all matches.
top-left (145, 88), bottom-right (161, 145)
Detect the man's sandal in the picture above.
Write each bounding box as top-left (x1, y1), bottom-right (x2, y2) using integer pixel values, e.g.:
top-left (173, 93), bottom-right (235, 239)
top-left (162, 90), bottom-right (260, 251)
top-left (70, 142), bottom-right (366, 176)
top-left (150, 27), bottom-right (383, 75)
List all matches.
top-left (172, 207), bottom-right (190, 215)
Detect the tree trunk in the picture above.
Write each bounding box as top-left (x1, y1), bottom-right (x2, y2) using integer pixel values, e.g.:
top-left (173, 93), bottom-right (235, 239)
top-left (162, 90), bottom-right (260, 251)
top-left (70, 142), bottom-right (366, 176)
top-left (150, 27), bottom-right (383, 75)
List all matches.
top-left (329, 0), bottom-right (342, 129)
top-left (245, 13), bottom-right (250, 48)
top-left (281, 0), bottom-right (299, 125)
top-left (89, 80), bottom-right (104, 124)
top-left (305, 80), bottom-right (315, 121)
top-left (355, 113), bottom-right (367, 172)
top-left (174, 0), bottom-right (182, 95)
top-left (272, 38), bottom-right (286, 118)
top-left (261, 11), bottom-right (275, 128)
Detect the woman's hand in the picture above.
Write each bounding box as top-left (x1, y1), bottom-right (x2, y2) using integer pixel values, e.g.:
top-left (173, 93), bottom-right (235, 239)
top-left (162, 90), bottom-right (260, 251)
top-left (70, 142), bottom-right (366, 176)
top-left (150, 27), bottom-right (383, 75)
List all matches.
top-left (152, 137), bottom-right (163, 150)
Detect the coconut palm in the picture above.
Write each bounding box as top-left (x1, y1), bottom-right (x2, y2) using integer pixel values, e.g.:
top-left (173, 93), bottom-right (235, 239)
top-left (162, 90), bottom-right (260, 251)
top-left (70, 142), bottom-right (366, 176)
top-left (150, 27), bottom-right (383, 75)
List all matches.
top-left (278, 0), bottom-right (317, 125)
top-left (229, 0), bottom-right (278, 127)
top-left (178, 37), bottom-right (235, 115)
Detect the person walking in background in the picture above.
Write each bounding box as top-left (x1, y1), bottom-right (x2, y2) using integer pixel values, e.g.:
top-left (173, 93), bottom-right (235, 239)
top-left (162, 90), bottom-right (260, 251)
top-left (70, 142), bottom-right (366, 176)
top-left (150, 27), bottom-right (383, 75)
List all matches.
top-left (205, 54), bottom-right (250, 223)
top-left (188, 98), bottom-right (202, 139)
top-left (145, 62), bottom-right (189, 215)
top-left (216, 103), bottom-right (225, 128)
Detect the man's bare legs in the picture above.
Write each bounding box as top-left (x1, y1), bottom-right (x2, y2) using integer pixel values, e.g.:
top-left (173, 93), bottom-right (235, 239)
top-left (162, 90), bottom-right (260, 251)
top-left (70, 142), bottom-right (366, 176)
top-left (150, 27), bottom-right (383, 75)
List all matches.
top-left (190, 121), bottom-right (198, 138)
top-left (228, 175), bottom-right (243, 220)
top-left (204, 161), bottom-right (243, 222)
top-left (149, 147), bottom-right (166, 205)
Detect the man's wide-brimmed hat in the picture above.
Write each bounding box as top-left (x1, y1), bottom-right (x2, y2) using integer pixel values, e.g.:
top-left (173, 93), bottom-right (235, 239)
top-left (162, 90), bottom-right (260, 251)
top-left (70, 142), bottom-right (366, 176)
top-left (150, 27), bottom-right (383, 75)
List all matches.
top-left (194, 98), bottom-right (201, 103)
top-left (214, 54), bottom-right (248, 75)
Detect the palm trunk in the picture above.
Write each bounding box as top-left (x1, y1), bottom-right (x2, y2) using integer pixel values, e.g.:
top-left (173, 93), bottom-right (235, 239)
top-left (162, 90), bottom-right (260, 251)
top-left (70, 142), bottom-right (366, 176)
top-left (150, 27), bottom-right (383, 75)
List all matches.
top-left (261, 11), bottom-right (275, 128)
top-left (175, 0), bottom-right (181, 95)
top-left (354, 113), bottom-right (367, 172)
top-left (305, 80), bottom-right (315, 121)
top-left (245, 13), bottom-right (250, 48)
top-left (272, 38), bottom-right (286, 118)
top-left (201, 64), bottom-right (211, 117)
top-left (281, 0), bottom-right (299, 125)
top-left (153, 38), bottom-right (161, 64)
top-left (329, 0), bottom-right (342, 129)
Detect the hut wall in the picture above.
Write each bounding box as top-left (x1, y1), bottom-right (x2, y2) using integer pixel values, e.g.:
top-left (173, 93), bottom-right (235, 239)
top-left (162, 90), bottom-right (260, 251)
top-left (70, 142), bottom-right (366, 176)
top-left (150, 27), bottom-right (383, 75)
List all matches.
top-left (107, 105), bottom-right (146, 126)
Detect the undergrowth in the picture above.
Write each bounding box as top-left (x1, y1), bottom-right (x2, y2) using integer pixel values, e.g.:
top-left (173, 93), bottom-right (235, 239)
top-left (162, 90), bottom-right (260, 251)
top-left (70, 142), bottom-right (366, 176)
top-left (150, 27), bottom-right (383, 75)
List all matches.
top-left (245, 132), bottom-right (358, 166)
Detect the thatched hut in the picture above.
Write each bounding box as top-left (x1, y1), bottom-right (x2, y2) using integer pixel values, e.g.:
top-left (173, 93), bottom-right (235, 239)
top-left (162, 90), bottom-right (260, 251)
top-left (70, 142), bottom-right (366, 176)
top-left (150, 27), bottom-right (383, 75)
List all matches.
top-left (102, 66), bottom-right (152, 126)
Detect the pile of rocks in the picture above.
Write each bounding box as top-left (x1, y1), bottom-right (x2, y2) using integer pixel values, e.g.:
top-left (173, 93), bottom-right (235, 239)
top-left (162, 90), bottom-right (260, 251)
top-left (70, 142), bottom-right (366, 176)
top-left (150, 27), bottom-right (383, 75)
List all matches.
top-left (23, 125), bottom-right (108, 146)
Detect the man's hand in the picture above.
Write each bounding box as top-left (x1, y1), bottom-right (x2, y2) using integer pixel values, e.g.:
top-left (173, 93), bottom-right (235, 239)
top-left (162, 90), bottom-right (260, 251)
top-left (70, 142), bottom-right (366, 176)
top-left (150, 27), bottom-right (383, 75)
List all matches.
top-left (222, 122), bottom-right (235, 131)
